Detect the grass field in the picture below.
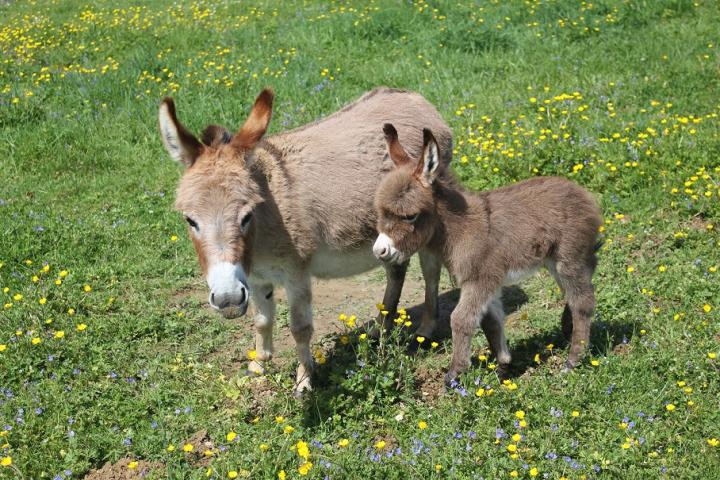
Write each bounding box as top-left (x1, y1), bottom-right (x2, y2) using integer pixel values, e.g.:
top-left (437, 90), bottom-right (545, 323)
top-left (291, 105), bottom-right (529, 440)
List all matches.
top-left (1, 0), bottom-right (720, 478)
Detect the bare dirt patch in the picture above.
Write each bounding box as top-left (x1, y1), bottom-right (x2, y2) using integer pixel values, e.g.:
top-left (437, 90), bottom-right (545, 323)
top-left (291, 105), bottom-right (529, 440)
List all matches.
top-left (415, 366), bottom-right (446, 402)
top-left (83, 458), bottom-right (164, 480)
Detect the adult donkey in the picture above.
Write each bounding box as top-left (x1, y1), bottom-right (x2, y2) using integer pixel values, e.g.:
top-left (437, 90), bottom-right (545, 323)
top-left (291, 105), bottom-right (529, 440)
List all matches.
top-left (158, 87), bottom-right (452, 393)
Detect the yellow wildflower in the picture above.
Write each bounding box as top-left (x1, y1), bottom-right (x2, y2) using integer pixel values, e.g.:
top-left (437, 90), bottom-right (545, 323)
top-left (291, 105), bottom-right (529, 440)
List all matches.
top-left (298, 462), bottom-right (312, 475)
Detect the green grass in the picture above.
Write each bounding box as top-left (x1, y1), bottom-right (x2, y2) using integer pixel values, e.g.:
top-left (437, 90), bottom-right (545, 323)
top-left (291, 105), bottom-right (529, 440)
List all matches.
top-left (1, 0), bottom-right (719, 478)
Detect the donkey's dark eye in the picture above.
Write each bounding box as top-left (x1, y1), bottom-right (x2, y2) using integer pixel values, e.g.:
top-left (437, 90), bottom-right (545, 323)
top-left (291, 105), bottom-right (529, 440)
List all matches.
top-left (240, 212), bottom-right (253, 229)
top-left (401, 213), bottom-right (419, 224)
top-left (185, 216), bottom-right (199, 230)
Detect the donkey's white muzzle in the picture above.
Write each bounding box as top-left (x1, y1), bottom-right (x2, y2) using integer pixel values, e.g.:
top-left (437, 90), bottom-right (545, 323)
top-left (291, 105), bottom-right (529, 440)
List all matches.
top-left (207, 262), bottom-right (249, 318)
top-left (373, 233), bottom-right (402, 264)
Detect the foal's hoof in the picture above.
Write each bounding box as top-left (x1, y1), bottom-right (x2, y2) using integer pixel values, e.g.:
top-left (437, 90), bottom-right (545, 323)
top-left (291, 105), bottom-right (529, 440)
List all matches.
top-left (443, 371), bottom-right (458, 390)
top-left (495, 363), bottom-right (512, 379)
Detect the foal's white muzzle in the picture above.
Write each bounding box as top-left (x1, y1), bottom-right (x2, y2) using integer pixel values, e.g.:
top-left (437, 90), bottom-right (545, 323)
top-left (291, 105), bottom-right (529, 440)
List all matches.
top-left (373, 233), bottom-right (402, 264)
top-left (207, 262), bottom-right (249, 318)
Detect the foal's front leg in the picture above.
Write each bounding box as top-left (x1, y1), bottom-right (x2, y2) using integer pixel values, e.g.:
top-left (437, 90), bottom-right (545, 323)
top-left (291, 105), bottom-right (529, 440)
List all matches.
top-left (374, 260), bottom-right (409, 332)
top-left (285, 273), bottom-right (314, 395)
top-left (416, 249), bottom-right (441, 338)
top-left (248, 281), bottom-right (275, 375)
top-left (446, 281), bottom-right (495, 387)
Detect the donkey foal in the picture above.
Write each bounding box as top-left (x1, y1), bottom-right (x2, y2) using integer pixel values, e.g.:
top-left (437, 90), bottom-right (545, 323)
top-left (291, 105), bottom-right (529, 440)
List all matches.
top-left (373, 124), bottom-right (602, 387)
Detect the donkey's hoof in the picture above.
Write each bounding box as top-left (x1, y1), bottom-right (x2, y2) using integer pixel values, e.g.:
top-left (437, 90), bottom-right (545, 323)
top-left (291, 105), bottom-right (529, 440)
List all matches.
top-left (293, 379), bottom-right (313, 398)
top-left (247, 360), bottom-right (266, 375)
top-left (561, 360), bottom-right (578, 373)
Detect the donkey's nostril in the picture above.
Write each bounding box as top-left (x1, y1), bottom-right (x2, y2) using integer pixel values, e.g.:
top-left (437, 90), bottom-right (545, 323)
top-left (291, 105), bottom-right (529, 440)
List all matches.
top-left (210, 292), bottom-right (216, 306)
top-left (239, 286), bottom-right (247, 305)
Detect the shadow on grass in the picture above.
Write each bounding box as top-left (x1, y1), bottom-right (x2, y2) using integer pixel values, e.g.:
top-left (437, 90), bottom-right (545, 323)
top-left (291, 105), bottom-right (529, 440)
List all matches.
top-left (505, 318), bottom-right (636, 378)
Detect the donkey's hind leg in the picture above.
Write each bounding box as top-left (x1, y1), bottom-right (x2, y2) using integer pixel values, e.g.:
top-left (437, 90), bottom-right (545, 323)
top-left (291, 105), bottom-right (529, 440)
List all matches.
top-left (286, 274), bottom-right (314, 395)
top-left (480, 297), bottom-right (511, 374)
top-left (248, 281), bottom-right (276, 375)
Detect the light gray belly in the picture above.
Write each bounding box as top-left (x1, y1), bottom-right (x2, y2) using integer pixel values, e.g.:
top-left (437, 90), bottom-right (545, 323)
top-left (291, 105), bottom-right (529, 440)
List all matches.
top-left (309, 243), bottom-right (379, 279)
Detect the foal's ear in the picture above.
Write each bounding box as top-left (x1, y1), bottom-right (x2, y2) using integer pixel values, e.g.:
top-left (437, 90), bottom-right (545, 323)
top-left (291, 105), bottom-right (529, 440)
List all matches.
top-left (414, 128), bottom-right (441, 186)
top-left (231, 88), bottom-right (274, 150)
top-left (158, 98), bottom-right (202, 167)
top-left (383, 123), bottom-right (412, 167)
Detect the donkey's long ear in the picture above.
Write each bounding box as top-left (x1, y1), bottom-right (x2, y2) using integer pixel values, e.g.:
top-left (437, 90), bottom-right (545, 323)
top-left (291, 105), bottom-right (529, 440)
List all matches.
top-left (159, 98), bottom-right (202, 167)
top-left (414, 128), bottom-right (441, 187)
top-left (231, 88), bottom-right (274, 150)
top-left (383, 123), bottom-right (412, 167)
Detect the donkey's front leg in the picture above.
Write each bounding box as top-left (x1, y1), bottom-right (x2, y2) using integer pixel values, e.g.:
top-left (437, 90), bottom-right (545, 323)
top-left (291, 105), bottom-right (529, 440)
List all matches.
top-left (374, 260), bottom-right (409, 332)
top-left (286, 274), bottom-right (314, 395)
top-left (248, 282), bottom-right (275, 375)
top-left (416, 249), bottom-right (441, 338)
top-left (446, 282), bottom-right (494, 388)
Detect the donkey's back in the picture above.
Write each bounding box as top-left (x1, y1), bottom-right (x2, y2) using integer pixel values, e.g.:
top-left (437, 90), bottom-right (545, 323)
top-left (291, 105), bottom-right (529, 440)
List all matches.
top-left (268, 88), bottom-right (452, 253)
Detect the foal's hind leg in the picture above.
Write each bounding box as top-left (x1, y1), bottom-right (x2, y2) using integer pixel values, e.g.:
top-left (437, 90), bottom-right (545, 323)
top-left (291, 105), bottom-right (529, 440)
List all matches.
top-left (547, 259), bottom-right (579, 341)
top-left (480, 297), bottom-right (511, 375)
top-left (555, 268), bottom-right (595, 369)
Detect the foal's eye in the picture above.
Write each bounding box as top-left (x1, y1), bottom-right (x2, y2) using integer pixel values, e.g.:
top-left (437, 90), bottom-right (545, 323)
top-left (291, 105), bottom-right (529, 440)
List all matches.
top-left (240, 212), bottom-right (253, 229)
top-left (185, 216), bottom-right (199, 231)
top-left (401, 213), bottom-right (419, 224)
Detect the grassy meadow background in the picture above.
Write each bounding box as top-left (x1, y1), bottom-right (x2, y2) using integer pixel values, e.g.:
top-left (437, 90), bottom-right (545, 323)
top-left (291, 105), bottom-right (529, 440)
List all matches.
top-left (1, 0), bottom-right (719, 478)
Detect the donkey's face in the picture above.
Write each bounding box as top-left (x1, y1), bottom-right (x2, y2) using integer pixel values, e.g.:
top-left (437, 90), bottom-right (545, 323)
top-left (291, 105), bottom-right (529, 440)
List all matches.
top-left (373, 124), bottom-right (442, 265)
top-left (158, 89), bottom-right (273, 318)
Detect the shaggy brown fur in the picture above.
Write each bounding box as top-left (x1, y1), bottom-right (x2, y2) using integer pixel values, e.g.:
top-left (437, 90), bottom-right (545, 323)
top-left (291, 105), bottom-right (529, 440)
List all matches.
top-left (374, 125), bottom-right (602, 386)
top-left (159, 88), bottom-right (452, 393)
